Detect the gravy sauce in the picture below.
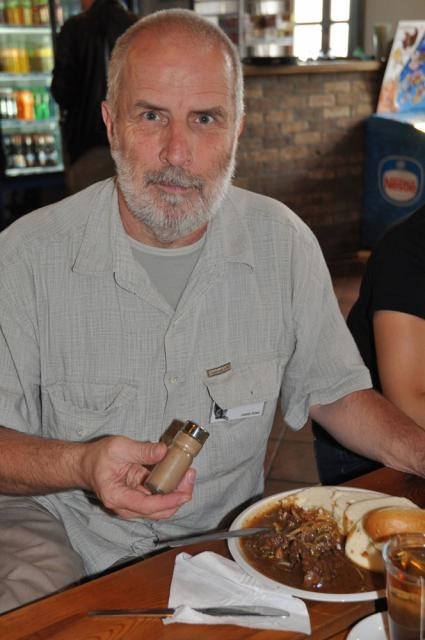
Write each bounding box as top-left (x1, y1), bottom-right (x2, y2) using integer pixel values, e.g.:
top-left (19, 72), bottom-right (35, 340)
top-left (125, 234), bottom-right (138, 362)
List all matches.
top-left (241, 502), bottom-right (385, 594)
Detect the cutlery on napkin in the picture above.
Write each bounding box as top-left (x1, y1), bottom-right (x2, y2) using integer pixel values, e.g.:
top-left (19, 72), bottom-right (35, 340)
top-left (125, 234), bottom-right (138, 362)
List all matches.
top-left (154, 526), bottom-right (270, 547)
top-left (88, 605), bottom-right (289, 618)
top-left (162, 551), bottom-right (311, 632)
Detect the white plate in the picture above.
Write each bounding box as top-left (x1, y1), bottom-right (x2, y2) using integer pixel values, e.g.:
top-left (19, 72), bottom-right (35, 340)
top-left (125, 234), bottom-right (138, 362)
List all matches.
top-left (228, 486), bottom-right (386, 602)
top-left (347, 612), bottom-right (389, 640)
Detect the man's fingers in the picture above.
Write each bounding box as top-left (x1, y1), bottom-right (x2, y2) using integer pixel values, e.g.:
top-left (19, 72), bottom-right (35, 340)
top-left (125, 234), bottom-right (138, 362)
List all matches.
top-left (175, 467), bottom-right (196, 492)
top-left (138, 440), bottom-right (168, 464)
top-left (93, 438), bottom-right (196, 518)
top-left (125, 464), bottom-right (149, 488)
top-left (105, 485), bottom-right (191, 518)
top-left (124, 459), bottom-right (196, 492)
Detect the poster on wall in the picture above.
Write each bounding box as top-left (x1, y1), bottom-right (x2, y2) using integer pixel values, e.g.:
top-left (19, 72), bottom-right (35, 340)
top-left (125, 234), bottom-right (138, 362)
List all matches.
top-left (377, 20), bottom-right (425, 113)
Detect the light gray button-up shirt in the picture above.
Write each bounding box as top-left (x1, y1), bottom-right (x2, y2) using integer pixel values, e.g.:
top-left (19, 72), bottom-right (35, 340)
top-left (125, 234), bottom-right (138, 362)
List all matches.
top-left (0, 179), bottom-right (371, 574)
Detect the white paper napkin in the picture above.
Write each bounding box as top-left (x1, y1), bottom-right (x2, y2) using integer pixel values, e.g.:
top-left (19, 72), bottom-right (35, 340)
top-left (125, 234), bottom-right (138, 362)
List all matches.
top-left (163, 551), bottom-right (311, 633)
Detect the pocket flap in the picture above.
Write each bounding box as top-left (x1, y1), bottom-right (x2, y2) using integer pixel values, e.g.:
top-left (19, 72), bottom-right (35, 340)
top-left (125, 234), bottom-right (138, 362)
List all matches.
top-left (46, 381), bottom-right (137, 418)
top-left (204, 359), bottom-right (281, 409)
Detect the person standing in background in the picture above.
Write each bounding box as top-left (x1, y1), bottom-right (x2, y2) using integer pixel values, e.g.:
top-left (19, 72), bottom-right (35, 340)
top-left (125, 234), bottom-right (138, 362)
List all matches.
top-left (51, 0), bottom-right (137, 193)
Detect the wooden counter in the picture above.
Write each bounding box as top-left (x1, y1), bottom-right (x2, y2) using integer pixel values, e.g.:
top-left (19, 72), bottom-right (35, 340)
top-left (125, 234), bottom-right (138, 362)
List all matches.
top-left (243, 59), bottom-right (383, 77)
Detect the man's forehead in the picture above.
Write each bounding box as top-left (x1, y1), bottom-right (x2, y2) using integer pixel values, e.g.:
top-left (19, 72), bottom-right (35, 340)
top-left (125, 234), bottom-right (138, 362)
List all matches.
top-left (126, 26), bottom-right (233, 80)
top-left (125, 73), bottom-right (231, 102)
top-left (124, 37), bottom-right (233, 101)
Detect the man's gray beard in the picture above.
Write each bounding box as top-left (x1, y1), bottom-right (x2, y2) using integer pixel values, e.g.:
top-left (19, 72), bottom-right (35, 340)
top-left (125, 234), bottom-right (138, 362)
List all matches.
top-left (112, 148), bottom-right (236, 243)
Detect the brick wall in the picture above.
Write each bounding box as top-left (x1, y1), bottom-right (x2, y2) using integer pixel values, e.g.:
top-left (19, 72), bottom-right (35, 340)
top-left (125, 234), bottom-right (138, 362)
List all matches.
top-left (234, 65), bottom-right (383, 265)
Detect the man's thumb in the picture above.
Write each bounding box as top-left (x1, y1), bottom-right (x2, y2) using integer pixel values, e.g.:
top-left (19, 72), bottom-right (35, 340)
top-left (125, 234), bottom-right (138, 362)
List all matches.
top-left (140, 440), bottom-right (167, 464)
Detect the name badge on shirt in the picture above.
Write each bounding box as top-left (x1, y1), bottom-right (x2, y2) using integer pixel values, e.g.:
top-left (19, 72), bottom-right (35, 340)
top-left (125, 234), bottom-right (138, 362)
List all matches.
top-left (210, 401), bottom-right (265, 423)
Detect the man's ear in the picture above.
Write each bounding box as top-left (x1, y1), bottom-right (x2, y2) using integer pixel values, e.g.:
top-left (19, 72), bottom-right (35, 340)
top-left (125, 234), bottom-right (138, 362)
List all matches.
top-left (101, 101), bottom-right (114, 145)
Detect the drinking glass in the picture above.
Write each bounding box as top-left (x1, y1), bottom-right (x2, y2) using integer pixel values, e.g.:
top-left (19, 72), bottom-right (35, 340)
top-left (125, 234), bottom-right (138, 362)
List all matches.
top-left (373, 23), bottom-right (392, 60)
top-left (383, 533), bottom-right (425, 640)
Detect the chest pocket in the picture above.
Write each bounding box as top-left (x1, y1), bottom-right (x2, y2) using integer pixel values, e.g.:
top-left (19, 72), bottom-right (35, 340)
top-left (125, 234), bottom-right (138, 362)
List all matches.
top-left (196, 358), bottom-right (282, 480)
top-left (204, 358), bottom-right (282, 411)
top-left (43, 381), bottom-right (137, 441)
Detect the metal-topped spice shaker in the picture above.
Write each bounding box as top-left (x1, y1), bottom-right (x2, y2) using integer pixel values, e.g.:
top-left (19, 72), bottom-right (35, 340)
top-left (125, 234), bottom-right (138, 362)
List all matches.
top-left (144, 421), bottom-right (209, 494)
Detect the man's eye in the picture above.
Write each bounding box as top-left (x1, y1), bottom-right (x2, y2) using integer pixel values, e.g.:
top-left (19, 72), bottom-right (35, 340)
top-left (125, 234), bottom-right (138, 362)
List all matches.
top-left (197, 113), bottom-right (213, 124)
top-left (143, 111), bottom-right (159, 121)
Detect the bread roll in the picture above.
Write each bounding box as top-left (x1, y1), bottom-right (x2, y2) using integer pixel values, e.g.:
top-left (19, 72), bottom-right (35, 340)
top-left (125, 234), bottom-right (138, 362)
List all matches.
top-left (345, 503), bottom-right (422, 572)
top-left (343, 496), bottom-right (418, 535)
top-left (364, 506), bottom-right (425, 541)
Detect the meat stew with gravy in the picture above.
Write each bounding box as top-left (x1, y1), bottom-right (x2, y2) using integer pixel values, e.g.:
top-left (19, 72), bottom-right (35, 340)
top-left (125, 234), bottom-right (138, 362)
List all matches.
top-left (241, 500), bottom-right (385, 593)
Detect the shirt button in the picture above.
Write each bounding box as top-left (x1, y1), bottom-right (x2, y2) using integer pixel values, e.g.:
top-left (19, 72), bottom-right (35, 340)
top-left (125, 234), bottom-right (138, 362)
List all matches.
top-left (77, 428), bottom-right (84, 436)
top-left (169, 376), bottom-right (178, 384)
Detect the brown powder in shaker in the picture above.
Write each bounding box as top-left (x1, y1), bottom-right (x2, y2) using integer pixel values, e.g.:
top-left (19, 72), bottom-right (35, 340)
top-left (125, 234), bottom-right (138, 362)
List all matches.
top-left (144, 421), bottom-right (209, 494)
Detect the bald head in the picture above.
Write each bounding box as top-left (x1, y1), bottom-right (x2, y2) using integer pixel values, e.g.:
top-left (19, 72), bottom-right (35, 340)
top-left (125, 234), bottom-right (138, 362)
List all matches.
top-left (106, 9), bottom-right (244, 128)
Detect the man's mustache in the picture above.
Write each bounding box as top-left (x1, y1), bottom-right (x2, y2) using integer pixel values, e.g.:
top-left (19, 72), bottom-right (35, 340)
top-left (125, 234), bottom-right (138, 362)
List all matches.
top-left (145, 168), bottom-right (204, 190)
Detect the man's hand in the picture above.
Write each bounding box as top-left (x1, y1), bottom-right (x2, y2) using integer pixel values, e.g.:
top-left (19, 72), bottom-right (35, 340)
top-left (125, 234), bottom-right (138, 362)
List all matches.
top-left (78, 435), bottom-right (195, 519)
top-left (0, 427), bottom-right (195, 518)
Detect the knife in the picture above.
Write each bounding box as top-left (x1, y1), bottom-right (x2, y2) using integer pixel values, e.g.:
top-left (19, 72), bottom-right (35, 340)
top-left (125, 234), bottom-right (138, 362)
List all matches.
top-left (154, 527), bottom-right (270, 547)
top-left (88, 605), bottom-right (289, 618)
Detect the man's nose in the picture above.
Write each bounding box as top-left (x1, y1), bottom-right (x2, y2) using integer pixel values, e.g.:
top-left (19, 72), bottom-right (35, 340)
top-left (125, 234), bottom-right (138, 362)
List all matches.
top-left (159, 121), bottom-right (193, 168)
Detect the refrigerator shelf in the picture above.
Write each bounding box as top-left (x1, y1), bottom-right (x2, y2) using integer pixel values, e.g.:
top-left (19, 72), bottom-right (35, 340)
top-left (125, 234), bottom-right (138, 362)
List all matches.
top-left (1, 118), bottom-right (59, 130)
top-left (5, 163), bottom-right (64, 177)
top-left (0, 25), bottom-right (51, 35)
top-left (0, 72), bottom-right (51, 82)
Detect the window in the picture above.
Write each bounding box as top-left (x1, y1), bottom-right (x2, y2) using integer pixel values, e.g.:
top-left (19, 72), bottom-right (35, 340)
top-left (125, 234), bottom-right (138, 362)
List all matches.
top-left (293, 0), bottom-right (359, 61)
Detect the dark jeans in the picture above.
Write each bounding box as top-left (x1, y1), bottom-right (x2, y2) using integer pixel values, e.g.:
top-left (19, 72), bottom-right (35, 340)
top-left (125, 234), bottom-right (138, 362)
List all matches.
top-left (312, 421), bottom-right (382, 485)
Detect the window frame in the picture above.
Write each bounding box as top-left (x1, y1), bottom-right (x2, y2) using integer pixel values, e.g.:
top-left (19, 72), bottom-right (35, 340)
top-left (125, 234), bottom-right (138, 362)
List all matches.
top-left (294, 0), bottom-right (363, 60)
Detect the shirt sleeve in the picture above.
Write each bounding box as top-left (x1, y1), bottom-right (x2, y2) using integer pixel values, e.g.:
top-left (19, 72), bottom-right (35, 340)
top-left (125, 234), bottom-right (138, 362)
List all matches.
top-left (280, 230), bottom-right (372, 430)
top-left (0, 253), bottom-right (41, 435)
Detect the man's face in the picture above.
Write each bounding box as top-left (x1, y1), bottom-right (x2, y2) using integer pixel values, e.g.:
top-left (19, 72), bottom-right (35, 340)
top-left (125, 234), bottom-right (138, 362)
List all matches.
top-left (103, 29), bottom-right (242, 245)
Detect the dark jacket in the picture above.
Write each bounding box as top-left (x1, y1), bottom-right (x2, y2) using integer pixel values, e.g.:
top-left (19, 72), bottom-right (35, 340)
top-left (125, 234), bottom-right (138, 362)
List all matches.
top-left (51, 0), bottom-right (137, 163)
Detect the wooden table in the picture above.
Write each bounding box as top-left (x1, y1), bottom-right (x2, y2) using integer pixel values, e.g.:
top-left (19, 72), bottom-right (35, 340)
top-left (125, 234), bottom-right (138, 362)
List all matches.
top-left (1, 467), bottom-right (424, 640)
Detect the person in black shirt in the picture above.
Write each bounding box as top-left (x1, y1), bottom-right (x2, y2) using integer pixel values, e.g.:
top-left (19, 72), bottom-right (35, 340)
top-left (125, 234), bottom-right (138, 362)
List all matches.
top-left (51, 0), bottom-right (137, 193)
top-left (348, 206), bottom-right (425, 423)
top-left (314, 206), bottom-right (425, 483)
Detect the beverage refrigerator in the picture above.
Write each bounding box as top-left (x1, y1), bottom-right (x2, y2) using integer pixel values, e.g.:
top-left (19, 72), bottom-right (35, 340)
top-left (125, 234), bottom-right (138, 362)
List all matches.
top-left (0, 0), bottom-right (79, 227)
top-left (0, 0), bottom-right (173, 227)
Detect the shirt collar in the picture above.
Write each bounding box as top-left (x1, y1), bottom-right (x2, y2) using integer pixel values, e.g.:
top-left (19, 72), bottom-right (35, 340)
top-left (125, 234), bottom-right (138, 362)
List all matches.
top-left (216, 186), bottom-right (255, 269)
top-left (72, 179), bottom-right (125, 274)
top-left (72, 181), bottom-right (255, 274)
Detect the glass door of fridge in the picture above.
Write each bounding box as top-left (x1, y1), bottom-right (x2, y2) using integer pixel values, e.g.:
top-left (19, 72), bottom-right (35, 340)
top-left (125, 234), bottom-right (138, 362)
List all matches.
top-left (0, 20), bottom-right (64, 177)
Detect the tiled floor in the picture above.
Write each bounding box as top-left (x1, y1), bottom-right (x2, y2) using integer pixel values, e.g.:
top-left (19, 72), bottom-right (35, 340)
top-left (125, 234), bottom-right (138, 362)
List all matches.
top-left (263, 263), bottom-right (366, 495)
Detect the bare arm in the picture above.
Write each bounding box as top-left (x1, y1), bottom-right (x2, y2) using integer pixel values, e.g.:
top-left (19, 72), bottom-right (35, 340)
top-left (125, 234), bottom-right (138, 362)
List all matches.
top-left (0, 426), bottom-right (194, 519)
top-left (310, 388), bottom-right (425, 478)
top-left (373, 310), bottom-right (425, 429)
